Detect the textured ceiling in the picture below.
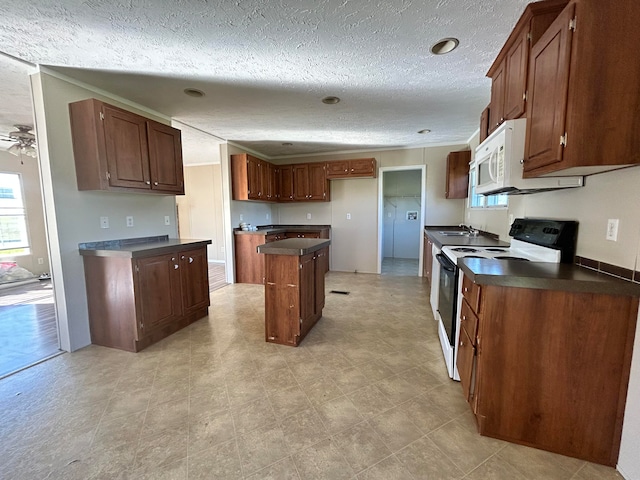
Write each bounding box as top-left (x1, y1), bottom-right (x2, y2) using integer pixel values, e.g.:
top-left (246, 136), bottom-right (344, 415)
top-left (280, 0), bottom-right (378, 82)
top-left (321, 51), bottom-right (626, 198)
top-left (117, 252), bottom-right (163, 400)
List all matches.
top-left (0, 0), bottom-right (531, 158)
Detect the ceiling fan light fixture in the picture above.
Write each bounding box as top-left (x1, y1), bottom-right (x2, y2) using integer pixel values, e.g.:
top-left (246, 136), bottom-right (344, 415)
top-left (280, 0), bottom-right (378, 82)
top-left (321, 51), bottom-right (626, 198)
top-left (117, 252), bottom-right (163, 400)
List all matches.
top-left (322, 96), bottom-right (340, 105)
top-left (183, 88), bottom-right (205, 98)
top-left (417, 129), bottom-right (431, 134)
top-left (430, 38), bottom-right (459, 55)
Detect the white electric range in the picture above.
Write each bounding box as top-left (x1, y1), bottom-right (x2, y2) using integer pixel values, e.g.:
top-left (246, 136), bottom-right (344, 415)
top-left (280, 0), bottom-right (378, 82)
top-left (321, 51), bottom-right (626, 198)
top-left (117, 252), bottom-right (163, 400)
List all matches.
top-left (435, 218), bottom-right (578, 381)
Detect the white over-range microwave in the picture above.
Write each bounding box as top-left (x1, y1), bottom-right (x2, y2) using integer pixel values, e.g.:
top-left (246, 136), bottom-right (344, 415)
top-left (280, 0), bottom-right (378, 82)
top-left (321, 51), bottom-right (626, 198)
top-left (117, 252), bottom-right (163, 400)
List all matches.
top-left (473, 119), bottom-right (583, 195)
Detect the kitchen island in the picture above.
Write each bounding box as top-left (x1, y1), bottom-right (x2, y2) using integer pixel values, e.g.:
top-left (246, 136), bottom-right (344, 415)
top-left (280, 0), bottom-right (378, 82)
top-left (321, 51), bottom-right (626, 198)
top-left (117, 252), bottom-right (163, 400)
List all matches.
top-left (456, 257), bottom-right (640, 466)
top-left (79, 235), bottom-right (211, 352)
top-left (258, 238), bottom-right (330, 346)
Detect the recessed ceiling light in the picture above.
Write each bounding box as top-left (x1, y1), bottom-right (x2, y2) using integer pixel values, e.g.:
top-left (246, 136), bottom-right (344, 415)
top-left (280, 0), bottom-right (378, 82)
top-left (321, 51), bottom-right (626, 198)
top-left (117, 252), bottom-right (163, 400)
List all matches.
top-left (282, 142), bottom-right (293, 146)
top-left (322, 96), bottom-right (341, 105)
top-left (418, 129), bottom-right (431, 134)
top-left (430, 38), bottom-right (460, 55)
top-left (184, 88), bottom-right (205, 97)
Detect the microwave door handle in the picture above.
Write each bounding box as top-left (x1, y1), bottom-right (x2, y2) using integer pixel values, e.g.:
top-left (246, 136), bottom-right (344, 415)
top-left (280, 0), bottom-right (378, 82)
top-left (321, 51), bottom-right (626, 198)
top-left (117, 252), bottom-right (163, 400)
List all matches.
top-left (488, 146), bottom-right (499, 182)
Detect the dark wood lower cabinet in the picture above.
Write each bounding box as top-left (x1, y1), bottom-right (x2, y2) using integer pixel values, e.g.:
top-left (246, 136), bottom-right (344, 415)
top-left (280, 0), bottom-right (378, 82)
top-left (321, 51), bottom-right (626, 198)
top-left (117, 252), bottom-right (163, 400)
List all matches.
top-left (263, 246), bottom-right (328, 346)
top-left (457, 277), bottom-right (639, 466)
top-left (82, 244), bottom-right (210, 352)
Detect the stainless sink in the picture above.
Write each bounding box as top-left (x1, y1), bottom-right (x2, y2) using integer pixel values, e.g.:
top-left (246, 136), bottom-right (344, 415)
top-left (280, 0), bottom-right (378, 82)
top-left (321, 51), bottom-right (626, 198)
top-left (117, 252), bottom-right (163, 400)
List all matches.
top-left (438, 231), bottom-right (470, 236)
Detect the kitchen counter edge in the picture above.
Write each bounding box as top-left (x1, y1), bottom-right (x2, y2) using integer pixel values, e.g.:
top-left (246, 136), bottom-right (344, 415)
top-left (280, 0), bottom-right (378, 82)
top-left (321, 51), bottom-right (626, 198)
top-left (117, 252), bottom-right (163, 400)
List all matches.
top-left (459, 258), bottom-right (640, 297)
top-left (79, 238), bottom-right (212, 259)
top-left (258, 238), bottom-right (331, 256)
top-left (235, 224), bottom-right (331, 235)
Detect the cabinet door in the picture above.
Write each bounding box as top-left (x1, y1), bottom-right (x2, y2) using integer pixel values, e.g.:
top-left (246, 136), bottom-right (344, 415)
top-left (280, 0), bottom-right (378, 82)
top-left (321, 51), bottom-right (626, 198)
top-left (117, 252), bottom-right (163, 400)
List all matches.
top-left (424, 236), bottom-right (433, 282)
top-left (265, 163), bottom-right (277, 201)
top-left (457, 326), bottom-right (476, 402)
top-left (325, 160), bottom-right (349, 179)
top-left (349, 158), bottom-right (376, 177)
top-left (308, 163), bottom-right (329, 200)
top-left (523, 5), bottom-right (574, 173)
top-left (314, 247), bottom-right (328, 313)
top-left (180, 248), bottom-right (210, 313)
top-left (479, 105), bottom-right (490, 144)
top-left (503, 27), bottom-right (529, 120)
top-left (293, 164), bottom-right (310, 200)
top-left (279, 165), bottom-right (294, 201)
top-left (299, 253), bottom-right (315, 332)
top-left (247, 155), bottom-right (262, 200)
top-left (265, 283), bottom-right (300, 345)
top-left (445, 151), bottom-right (470, 199)
top-left (135, 254), bottom-right (182, 337)
top-left (488, 61), bottom-right (506, 133)
top-left (147, 121), bottom-right (184, 194)
top-left (103, 105), bottom-right (151, 189)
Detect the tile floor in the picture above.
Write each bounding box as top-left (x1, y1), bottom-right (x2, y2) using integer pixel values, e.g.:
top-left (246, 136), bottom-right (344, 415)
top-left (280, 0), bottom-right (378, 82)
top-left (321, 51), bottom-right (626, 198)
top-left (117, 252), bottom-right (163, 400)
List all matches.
top-left (0, 272), bottom-right (624, 479)
top-left (381, 257), bottom-right (419, 276)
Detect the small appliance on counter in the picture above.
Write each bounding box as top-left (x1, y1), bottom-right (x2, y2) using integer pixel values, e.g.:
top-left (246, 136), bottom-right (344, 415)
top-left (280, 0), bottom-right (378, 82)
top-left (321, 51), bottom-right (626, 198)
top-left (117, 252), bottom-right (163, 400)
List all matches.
top-left (435, 218), bottom-right (578, 380)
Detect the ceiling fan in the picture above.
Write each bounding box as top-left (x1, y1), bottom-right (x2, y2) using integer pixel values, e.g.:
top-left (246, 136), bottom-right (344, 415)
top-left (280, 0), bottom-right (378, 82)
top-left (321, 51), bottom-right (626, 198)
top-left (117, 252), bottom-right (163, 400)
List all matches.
top-left (0, 125), bottom-right (37, 158)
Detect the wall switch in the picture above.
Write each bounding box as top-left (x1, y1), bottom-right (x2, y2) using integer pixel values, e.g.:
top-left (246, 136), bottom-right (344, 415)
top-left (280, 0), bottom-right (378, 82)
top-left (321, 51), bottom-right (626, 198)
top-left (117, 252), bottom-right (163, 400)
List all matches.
top-left (306, 213), bottom-right (312, 220)
top-left (126, 216), bottom-right (134, 227)
top-left (239, 214), bottom-right (244, 221)
top-left (346, 213), bottom-right (351, 220)
top-left (100, 216), bottom-right (109, 229)
top-left (164, 215), bottom-right (171, 226)
top-left (266, 213), bottom-right (270, 220)
top-left (606, 219), bottom-right (619, 241)
top-left (37, 257), bottom-right (44, 265)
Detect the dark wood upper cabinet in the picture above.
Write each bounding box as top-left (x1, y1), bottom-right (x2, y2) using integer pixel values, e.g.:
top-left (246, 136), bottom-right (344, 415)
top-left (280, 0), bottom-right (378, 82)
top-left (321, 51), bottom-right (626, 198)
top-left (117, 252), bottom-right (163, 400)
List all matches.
top-left (231, 153), bottom-right (271, 201)
top-left (293, 164), bottom-right (310, 201)
top-left (69, 98), bottom-right (184, 194)
top-left (523, 0), bottom-right (640, 177)
top-left (486, 0), bottom-right (568, 133)
top-left (445, 150), bottom-right (471, 199)
top-left (326, 158), bottom-right (377, 179)
top-left (308, 162), bottom-right (330, 201)
top-left (279, 165), bottom-right (294, 202)
top-left (479, 105), bottom-right (490, 144)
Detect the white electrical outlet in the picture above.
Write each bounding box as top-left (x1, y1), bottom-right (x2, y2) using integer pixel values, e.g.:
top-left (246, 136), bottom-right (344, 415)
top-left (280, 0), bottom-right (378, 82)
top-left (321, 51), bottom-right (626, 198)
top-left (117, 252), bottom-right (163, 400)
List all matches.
top-left (100, 216), bottom-right (109, 229)
top-left (606, 219), bottom-right (619, 241)
top-left (306, 213), bottom-right (312, 220)
top-left (164, 215), bottom-right (171, 226)
top-left (346, 213), bottom-right (351, 220)
top-left (240, 214), bottom-right (244, 221)
top-left (126, 216), bottom-right (134, 227)
top-left (37, 258), bottom-right (44, 265)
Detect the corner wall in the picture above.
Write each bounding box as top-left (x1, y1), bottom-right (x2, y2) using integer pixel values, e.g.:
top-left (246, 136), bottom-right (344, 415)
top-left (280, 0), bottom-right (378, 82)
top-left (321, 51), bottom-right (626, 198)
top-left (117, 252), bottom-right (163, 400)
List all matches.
top-left (31, 71), bottom-right (178, 352)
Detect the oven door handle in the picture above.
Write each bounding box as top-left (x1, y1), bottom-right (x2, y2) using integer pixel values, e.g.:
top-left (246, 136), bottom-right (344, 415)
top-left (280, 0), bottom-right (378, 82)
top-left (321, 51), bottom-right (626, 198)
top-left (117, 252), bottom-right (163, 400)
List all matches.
top-left (436, 253), bottom-right (456, 272)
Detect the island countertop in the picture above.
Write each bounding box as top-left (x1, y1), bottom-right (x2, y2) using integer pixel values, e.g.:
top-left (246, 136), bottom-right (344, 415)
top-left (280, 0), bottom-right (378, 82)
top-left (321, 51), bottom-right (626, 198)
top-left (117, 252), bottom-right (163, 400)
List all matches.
top-left (234, 224), bottom-right (331, 235)
top-left (257, 238), bottom-right (331, 256)
top-left (459, 257), bottom-right (640, 297)
top-left (79, 235), bottom-right (211, 259)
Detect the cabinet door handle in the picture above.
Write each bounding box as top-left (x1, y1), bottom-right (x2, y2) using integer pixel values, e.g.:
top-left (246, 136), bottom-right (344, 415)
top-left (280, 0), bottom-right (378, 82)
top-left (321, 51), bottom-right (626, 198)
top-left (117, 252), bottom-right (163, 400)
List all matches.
top-left (174, 264), bottom-right (179, 269)
top-left (171, 257), bottom-right (176, 261)
top-left (146, 181), bottom-right (151, 185)
top-left (154, 182), bottom-right (158, 186)
top-left (181, 255), bottom-right (185, 260)
top-left (462, 315), bottom-right (467, 321)
top-left (189, 257), bottom-right (193, 263)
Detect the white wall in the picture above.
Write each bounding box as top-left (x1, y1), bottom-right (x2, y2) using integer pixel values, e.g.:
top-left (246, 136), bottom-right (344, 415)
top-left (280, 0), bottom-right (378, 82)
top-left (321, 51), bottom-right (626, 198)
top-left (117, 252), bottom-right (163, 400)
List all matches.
top-left (0, 150), bottom-right (50, 275)
top-left (382, 170), bottom-right (422, 259)
top-left (272, 145), bottom-right (466, 273)
top-left (31, 71), bottom-right (178, 352)
top-left (465, 131), bottom-right (640, 479)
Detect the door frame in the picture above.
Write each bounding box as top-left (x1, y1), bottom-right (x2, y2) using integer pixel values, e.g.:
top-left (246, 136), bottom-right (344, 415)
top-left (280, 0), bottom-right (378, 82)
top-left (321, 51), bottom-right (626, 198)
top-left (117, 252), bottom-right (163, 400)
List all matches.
top-left (377, 165), bottom-right (427, 274)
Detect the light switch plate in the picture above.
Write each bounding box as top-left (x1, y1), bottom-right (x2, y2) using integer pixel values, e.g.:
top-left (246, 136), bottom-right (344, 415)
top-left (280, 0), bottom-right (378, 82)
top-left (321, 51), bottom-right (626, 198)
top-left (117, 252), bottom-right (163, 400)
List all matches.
top-left (164, 215), bottom-right (171, 226)
top-left (346, 213), bottom-right (351, 220)
top-left (306, 213), bottom-right (312, 220)
top-left (100, 216), bottom-right (109, 229)
top-left (606, 219), bottom-right (619, 241)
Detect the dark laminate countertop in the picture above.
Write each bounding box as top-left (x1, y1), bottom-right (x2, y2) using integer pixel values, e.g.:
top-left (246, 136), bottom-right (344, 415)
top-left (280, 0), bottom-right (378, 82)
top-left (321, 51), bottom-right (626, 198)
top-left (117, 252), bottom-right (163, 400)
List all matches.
top-left (234, 224), bottom-right (331, 235)
top-left (459, 257), bottom-right (640, 297)
top-left (79, 235), bottom-right (212, 259)
top-left (425, 227), bottom-right (509, 249)
top-left (257, 238), bottom-right (331, 256)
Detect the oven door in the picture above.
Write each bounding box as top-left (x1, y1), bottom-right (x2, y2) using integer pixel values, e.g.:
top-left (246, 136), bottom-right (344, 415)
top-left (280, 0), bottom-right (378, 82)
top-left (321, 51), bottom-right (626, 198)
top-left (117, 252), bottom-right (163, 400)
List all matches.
top-left (436, 253), bottom-right (458, 346)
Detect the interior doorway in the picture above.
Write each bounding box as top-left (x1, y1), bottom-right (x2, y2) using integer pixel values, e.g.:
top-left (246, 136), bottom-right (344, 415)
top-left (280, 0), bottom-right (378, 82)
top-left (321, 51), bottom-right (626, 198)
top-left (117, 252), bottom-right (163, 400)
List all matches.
top-left (377, 166), bottom-right (426, 276)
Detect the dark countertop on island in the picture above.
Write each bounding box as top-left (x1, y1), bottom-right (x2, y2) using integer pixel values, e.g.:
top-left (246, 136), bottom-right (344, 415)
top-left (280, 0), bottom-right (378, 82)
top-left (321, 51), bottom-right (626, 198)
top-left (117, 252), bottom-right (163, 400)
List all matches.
top-left (79, 235), bottom-right (212, 258)
top-left (235, 224), bottom-right (331, 235)
top-left (425, 227), bottom-right (509, 249)
top-left (459, 257), bottom-right (640, 297)
top-left (258, 238), bottom-right (331, 256)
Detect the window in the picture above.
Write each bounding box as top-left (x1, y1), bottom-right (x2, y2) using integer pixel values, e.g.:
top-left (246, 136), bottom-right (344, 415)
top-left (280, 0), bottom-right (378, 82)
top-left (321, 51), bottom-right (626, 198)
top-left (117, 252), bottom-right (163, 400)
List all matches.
top-left (468, 167), bottom-right (508, 209)
top-left (0, 173), bottom-right (30, 256)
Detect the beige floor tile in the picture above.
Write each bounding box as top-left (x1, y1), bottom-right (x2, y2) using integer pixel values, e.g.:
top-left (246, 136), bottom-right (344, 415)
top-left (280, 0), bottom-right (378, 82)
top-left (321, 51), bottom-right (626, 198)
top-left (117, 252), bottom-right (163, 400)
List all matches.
top-left (395, 436), bottom-right (465, 480)
top-left (226, 376), bottom-right (267, 406)
top-left (300, 376), bottom-right (344, 407)
top-left (132, 428), bottom-right (188, 472)
top-left (428, 418), bottom-right (506, 474)
top-left (92, 411), bottom-right (146, 450)
top-left (332, 421), bottom-right (392, 473)
top-left (292, 438), bottom-right (355, 480)
top-left (397, 392), bottom-right (452, 434)
top-left (102, 385), bottom-right (153, 421)
top-left (374, 374), bottom-right (421, 405)
top-left (347, 384), bottom-right (395, 419)
top-left (231, 397), bottom-right (276, 435)
top-left (279, 407), bottom-right (330, 453)
top-left (188, 407), bottom-right (236, 454)
top-left (357, 359), bottom-right (396, 383)
top-left (188, 439), bottom-right (243, 479)
top-left (261, 367), bottom-right (298, 394)
top-left (495, 442), bottom-right (586, 479)
top-left (237, 423), bottom-right (290, 475)
top-left (356, 455), bottom-right (414, 480)
top-left (572, 462), bottom-right (625, 479)
top-left (315, 395), bottom-right (364, 435)
top-left (129, 457), bottom-right (188, 480)
top-left (140, 397), bottom-right (189, 438)
top-left (268, 384), bottom-right (312, 418)
top-left (245, 456), bottom-right (301, 480)
top-left (367, 406), bottom-right (424, 452)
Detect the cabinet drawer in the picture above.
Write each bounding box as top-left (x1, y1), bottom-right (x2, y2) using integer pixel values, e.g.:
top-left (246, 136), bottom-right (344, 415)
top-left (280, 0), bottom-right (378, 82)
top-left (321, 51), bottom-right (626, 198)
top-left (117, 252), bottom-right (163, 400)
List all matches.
top-left (265, 233), bottom-right (284, 242)
top-left (461, 275), bottom-right (481, 312)
top-left (460, 299), bottom-right (479, 344)
top-left (285, 232), bottom-right (320, 239)
top-left (457, 326), bottom-right (476, 403)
